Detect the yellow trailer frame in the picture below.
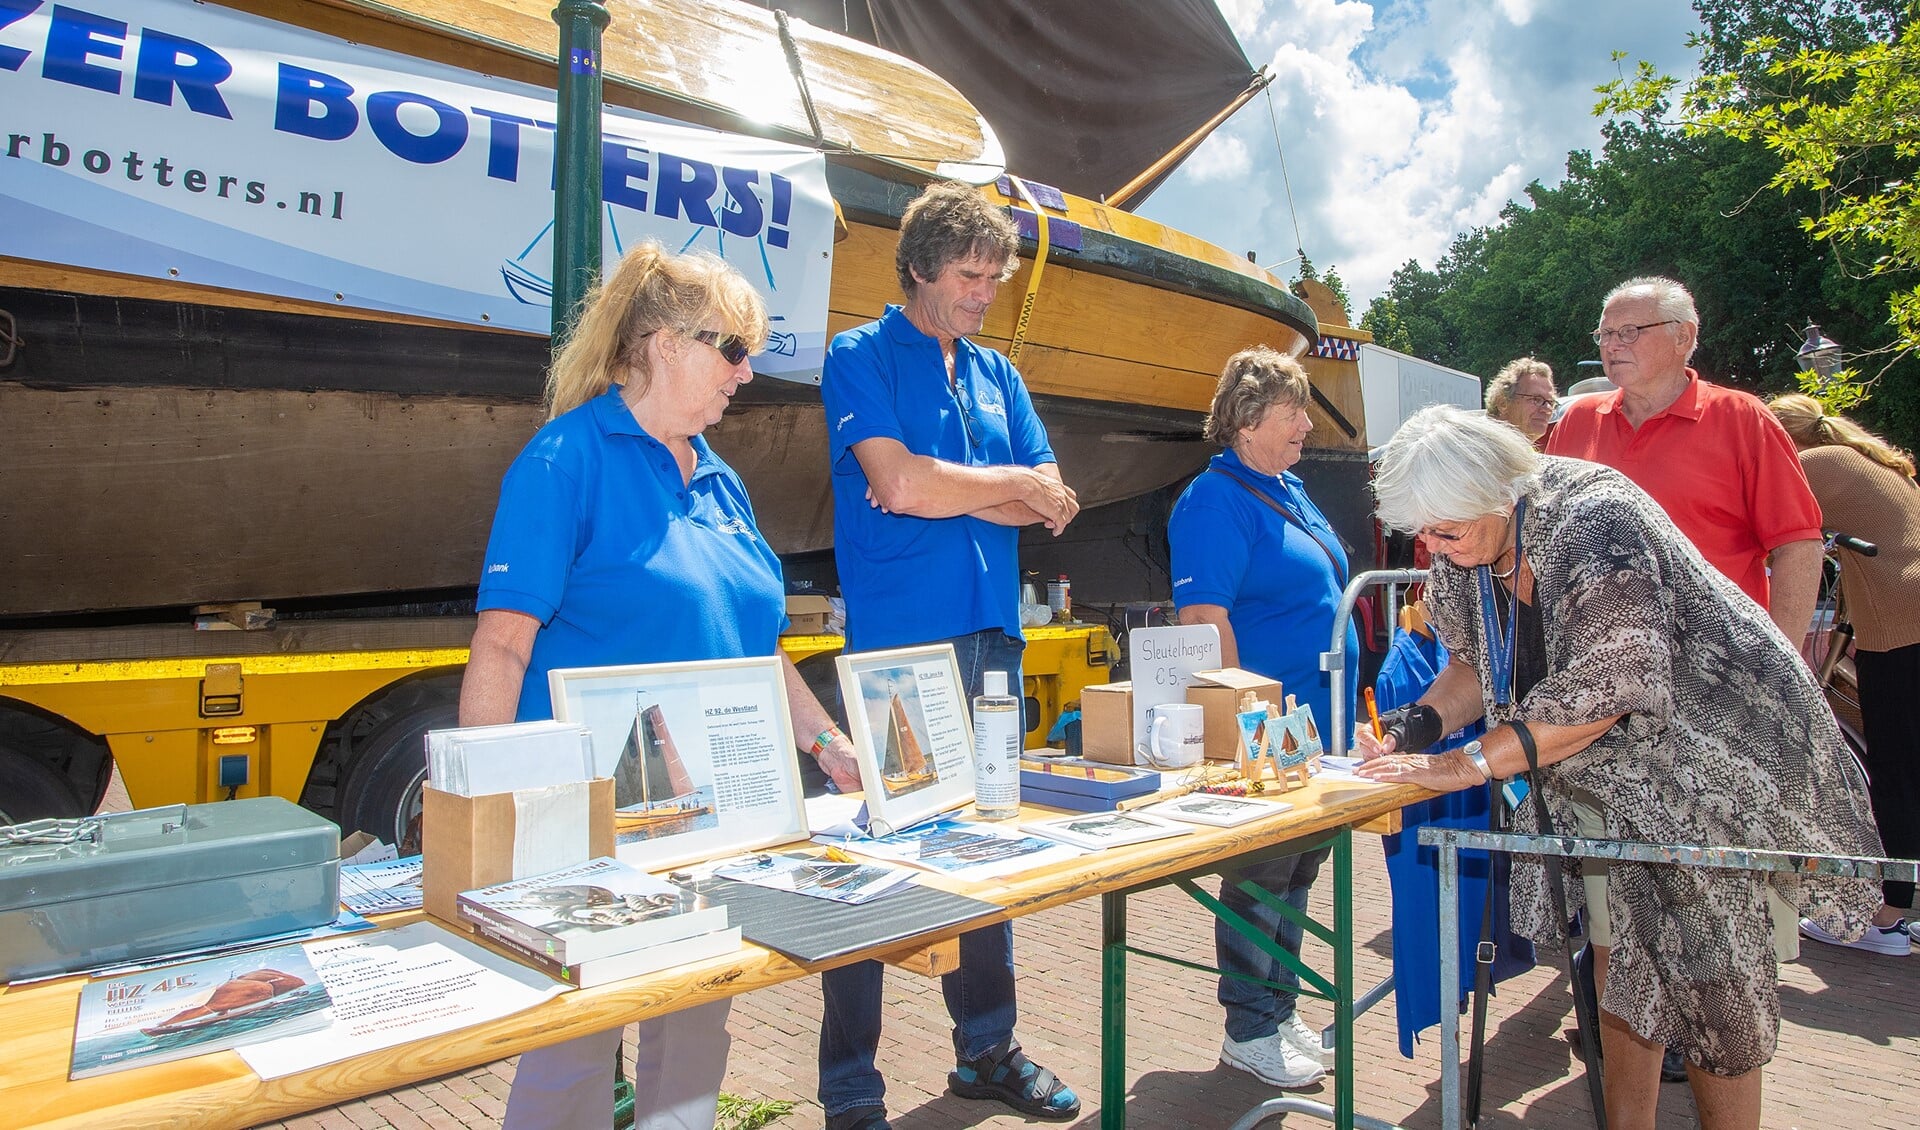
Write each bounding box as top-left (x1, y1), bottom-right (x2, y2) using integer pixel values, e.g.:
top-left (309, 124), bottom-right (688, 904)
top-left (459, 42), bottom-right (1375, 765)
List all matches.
top-left (0, 624), bottom-right (1115, 811)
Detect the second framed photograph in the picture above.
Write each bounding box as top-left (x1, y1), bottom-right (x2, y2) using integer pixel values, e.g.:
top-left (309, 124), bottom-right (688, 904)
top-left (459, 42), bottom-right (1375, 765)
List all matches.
top-left (548, 655), bottom-right (809, 871)
top-left (835, 644), bottom-right (978, 835)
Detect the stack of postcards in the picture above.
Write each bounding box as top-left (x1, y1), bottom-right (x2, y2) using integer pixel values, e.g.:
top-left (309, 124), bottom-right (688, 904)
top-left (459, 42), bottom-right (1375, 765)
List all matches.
top-left (456, 857), bottom-right (740, 987)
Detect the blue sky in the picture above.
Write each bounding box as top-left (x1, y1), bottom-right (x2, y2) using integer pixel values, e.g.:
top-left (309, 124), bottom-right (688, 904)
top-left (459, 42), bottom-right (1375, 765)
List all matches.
top-left (1137, 0), bottom-right (1706, 317)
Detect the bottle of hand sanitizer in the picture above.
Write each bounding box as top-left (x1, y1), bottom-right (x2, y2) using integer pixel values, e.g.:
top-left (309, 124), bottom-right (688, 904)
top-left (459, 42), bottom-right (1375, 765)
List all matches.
top-left (972, 671), bottom-right (1022, 820)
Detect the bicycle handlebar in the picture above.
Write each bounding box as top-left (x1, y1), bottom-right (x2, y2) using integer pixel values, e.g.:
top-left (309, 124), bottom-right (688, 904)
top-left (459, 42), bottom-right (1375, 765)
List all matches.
top-left (1826, 531), bottom-right (1879, 557)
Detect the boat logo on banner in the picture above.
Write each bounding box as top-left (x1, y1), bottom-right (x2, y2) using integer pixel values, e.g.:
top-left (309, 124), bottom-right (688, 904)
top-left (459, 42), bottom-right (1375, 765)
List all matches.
top-left (0, 0), bottom-right (836, 381)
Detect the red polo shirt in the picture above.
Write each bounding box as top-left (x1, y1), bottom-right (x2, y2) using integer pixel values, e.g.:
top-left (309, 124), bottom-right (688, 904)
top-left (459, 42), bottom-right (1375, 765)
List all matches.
top-left (1546, 370), bottom-right (1821, 607)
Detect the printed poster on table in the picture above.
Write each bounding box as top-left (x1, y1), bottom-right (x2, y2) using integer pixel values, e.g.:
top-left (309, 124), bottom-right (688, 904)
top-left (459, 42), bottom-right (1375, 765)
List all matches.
top-left (550, 656), bottom-right (809, 870)
top-left (835, 644), bottom-right (976, 835)
top-left (0, 0), bottom-right (835, 380)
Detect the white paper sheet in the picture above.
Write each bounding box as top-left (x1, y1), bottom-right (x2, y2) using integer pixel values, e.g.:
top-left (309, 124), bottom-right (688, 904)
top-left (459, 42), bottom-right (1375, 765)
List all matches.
top-left (237, 921), bottom-right (567, 1079)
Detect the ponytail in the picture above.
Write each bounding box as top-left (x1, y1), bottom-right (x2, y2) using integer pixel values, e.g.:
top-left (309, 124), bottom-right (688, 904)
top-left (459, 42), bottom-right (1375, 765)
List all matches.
top-left (544, 243), bottom-right (770, 419)
top-left (1768, 393), bottom-right (1916, 478)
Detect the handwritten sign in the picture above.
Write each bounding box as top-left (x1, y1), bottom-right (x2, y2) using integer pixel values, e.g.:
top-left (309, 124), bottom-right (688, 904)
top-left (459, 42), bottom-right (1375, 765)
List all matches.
top-left (1126, 624), bottom-right (1219, 763)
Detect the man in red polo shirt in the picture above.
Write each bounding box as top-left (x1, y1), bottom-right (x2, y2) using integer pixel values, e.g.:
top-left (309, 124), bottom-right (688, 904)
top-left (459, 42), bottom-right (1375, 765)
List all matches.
top-left (1549, 275), bottom-right (1825, 1092)
top-left (1548, 276), bottom-right (1822, 643)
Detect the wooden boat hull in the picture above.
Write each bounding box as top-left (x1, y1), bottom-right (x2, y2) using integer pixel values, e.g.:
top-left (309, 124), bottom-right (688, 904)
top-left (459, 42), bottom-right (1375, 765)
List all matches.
top-left (0, 0), bottom-right (1367, 617)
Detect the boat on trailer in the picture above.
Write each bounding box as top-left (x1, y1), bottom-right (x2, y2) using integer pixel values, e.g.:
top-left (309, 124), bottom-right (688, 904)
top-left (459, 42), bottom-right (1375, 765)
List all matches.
top-left (0, 0), bottom-right (1370, 618)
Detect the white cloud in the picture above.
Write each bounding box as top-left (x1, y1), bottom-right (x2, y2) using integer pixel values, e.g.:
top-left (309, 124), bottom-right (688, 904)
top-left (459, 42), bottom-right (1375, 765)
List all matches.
top-left (1182, 134), bottom-right (1252, 183)
top-left (1137, 0), bottom-right (1703, 312)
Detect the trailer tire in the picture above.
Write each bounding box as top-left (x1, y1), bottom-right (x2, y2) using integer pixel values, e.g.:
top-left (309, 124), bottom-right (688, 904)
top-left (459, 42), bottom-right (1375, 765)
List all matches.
top-left (335, 678), bottom-right (459, 854)
top-left (0, 751), bottom-right (83, 824)
top-left (0, 702), bottom-right (113, 813)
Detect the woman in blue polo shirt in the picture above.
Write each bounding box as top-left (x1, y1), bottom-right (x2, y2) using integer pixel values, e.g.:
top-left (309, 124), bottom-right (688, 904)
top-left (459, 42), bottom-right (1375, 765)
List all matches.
top-left (460, 243), bottom-right (860, 1130)
top-left (1169, 346), bottom-right (1356, 1092)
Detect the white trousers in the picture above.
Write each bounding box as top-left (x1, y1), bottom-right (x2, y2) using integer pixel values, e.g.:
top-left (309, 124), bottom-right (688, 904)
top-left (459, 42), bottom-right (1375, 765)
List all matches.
top-left (503, 998), bottom-right (732, 1130)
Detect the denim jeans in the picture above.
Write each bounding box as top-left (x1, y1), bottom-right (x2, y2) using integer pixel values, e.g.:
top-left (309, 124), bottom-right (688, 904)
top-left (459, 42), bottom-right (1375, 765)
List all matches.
top-left (819, 629), bottom-right (1025, 1117)
top-left (1217, 845), bottom-right (1331, 1043)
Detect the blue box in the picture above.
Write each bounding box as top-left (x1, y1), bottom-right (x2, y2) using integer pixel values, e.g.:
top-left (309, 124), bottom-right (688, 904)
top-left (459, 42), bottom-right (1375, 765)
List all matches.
top-left (1019, 761), bottom-right (1160, 812)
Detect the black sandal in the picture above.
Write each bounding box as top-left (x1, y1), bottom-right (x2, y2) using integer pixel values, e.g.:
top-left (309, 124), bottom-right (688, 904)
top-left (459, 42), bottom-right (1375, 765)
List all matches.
top-left (947, 1040), bottom-right (1081, 1121)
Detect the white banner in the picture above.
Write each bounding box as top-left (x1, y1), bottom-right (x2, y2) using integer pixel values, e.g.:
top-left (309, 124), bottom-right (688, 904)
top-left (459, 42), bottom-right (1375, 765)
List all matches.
top-left (0, 0), bottom-right (835, 379)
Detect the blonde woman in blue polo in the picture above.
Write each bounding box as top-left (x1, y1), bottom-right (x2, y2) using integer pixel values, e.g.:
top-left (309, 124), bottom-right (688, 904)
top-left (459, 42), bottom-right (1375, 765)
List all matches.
top-left (462, 244), bottom-right (858, 1130)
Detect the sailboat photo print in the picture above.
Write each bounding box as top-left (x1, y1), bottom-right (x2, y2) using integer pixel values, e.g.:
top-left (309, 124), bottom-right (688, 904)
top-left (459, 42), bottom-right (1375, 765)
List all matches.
top-left (836, 644), bottom-right (978, 835)
top-left (549, 656), bottom-right (809, 869)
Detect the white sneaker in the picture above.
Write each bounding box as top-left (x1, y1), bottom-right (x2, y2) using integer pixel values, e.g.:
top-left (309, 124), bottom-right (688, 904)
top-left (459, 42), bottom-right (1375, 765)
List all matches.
top-left (1799, 916), bottom-right (1912, 956)
top-left (1277, 1013), bottom-right (1333, 1066)
top-left (1220, 1033), bottom-right (1326, 1089)
top-left (1908, 919), bottom-right (1920, 944)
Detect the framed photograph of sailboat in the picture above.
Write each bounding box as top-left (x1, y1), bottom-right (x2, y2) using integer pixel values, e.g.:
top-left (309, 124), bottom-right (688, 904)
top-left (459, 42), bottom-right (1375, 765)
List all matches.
top-left (835, 644), bottom-right (978, 835)
top-left (548, 656), bottom-right (809, 870)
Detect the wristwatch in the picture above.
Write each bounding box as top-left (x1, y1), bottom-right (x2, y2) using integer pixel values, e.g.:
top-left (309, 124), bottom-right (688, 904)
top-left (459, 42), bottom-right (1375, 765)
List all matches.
top-left (1460, 739), bottom-right (1493, 782)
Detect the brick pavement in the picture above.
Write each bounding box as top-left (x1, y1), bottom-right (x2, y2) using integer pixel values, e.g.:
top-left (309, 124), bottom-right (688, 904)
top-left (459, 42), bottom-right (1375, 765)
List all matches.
top-left (260, 847), bottom-right (1919, 1130)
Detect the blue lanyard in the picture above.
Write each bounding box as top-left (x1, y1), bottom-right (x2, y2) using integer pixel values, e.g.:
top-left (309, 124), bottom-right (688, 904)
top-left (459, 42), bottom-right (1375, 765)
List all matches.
top-left (1475, 499), bottom-right (1526, 706)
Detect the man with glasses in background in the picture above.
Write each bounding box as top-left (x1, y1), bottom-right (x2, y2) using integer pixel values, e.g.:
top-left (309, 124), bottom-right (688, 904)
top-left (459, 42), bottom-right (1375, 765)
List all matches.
top-left (1545, 274), bottom-right (1823, 1085)
top-left (812, 180), bottom-right (1081, 1130)
top-left (1484, 356), bottom-right (1558, 446)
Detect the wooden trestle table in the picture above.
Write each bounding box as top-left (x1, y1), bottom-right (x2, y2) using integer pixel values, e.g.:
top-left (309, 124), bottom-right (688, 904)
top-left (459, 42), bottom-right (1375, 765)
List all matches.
top-left (0, 775), bottom-right (1425, 1130)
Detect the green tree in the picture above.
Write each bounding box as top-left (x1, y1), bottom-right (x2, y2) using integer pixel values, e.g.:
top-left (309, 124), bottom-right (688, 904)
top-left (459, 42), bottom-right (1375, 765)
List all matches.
top-left (1597, 0), bottom-right (1916, 424)
top-left (1294, 253), bottom-right (1354, 321)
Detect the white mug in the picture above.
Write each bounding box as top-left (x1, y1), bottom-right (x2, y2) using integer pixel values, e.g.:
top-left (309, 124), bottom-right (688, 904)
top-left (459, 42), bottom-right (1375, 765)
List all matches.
top-left (1141, 702), bottom-right (1206, 768)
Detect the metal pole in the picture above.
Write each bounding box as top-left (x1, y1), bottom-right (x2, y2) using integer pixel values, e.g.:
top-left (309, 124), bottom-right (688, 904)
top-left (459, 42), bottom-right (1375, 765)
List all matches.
top-left (1101, 890), bottom-right (1128, 1129)
top-left (551, 0), bottom-right (610, 346)
top-left (1324, 569), bottom-right (1428, 758)
top-left (1332, 830), bottom-right (1355, 1128)
top-left (1436, 832), bottom-right (1462, 1130)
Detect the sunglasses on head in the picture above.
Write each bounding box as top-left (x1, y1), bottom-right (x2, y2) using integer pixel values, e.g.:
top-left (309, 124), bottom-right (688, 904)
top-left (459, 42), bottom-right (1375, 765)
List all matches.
top-left (690, 329), bottom-right (752, 366)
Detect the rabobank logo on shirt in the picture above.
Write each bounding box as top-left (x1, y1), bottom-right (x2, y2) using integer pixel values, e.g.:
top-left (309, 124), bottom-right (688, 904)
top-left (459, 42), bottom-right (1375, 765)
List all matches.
top-left (714, 515), bottom-right (752, 536)
top-left (0, 0), bottom-right (835, 381)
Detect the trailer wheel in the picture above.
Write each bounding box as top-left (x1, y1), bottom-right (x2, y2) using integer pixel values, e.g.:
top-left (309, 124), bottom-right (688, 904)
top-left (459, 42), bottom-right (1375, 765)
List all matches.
top-left (333, 676), bottom-right (460, 854)
top-left (0, 751), bottom-right (83, 824)
top-left (0, 702), bottom-right (112, 815)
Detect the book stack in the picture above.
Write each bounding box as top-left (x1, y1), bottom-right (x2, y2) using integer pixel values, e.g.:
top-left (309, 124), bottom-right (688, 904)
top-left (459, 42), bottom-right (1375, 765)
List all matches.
top-left (457, 857), bottom-right (740, 988)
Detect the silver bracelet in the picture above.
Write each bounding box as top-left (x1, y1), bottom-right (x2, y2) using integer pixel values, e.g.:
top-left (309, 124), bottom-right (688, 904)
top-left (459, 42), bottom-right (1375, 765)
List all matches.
top-left (1461, 739), bottom-right (1493, 781)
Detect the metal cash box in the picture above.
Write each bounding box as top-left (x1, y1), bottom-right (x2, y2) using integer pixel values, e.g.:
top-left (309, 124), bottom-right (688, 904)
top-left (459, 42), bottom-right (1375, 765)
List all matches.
top-left (0, 797), bottom-right (340, 981)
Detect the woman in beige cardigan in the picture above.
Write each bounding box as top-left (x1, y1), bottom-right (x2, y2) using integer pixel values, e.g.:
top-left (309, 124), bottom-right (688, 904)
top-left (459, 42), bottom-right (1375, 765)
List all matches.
top-left (1769, 394), bottom-right (1920, 956)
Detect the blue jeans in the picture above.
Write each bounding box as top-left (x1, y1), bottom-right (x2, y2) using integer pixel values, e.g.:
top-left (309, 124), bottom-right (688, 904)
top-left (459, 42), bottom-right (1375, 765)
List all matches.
top-left (1217, 845), bottom-right (1331, 1043)
top-left (819, 629), bottom-right (1025, 1117)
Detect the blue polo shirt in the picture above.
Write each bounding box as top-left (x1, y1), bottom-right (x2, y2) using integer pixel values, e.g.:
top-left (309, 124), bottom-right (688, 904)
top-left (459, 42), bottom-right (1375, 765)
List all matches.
top-left (822, 305), bottom-right (1055, 650)
top-left (476, 386), bottom-right (786, 721)
top-left (1167, 447), bottom-right (1356, 728)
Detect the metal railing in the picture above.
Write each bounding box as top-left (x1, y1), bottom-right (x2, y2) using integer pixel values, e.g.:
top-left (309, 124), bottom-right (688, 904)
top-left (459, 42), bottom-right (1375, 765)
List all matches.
top-left (1420, 826), bottom-right (1920, 1130)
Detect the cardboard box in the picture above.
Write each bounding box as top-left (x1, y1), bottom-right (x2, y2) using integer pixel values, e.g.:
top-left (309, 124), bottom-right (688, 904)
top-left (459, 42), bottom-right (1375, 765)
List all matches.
top-left (1078, 681), bottom-right (1134, 765)
top-left (422, 777), bottom-right (615, 929)
top-left (1186, 668), bottom-right (1283, 761)
top-left (782, 595), bottom-right (835, 635)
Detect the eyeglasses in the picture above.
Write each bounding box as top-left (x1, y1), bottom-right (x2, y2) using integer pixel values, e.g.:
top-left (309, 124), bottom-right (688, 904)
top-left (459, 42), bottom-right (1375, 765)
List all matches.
top-left (949, 374), bottom-right (980, 449)
top-left (1512, 393), bottom-right (1555, 409)
top-left (1418, 524), bottom-right (1471, 543)
top-left (1590, 320), bottom-right (1679, 348)
top-left (690, 329), bottom-right (752, 366)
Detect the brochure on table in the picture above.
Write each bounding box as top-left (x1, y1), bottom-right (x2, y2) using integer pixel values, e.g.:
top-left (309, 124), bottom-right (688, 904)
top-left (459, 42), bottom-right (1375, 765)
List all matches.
top-left (1126, 624), bottom-right (1221, 764)
top-left (835, 644), bottom-right (977, 836)
top-left (237, 921), bottom-right (566, 1079)
top-left (832, 817), bottom-right (1085, 881)
top-left (1023, 809), bottom-right (1194, 850)
top-left (71, 941), bottom-right (332, 1079)
top-left (549, 656), bottom-right (809, 871)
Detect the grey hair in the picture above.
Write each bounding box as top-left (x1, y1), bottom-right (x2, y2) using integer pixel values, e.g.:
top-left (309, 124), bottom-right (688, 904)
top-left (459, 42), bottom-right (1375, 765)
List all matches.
top-left (1484, 357), bottom-right (1554, 415)
top-left (1373, 404), bottom-right (1540, 532)
top-left (1602, 276), bottom-right (1699, 361)
top-left (1204, 346), bottom-right (1311, 447)
top-left (895, 181), bottom-right (1019, 295)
